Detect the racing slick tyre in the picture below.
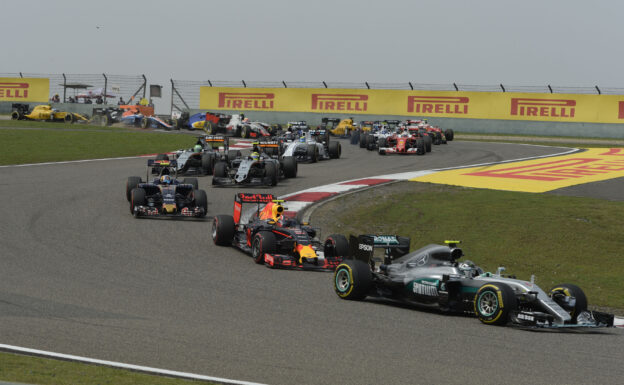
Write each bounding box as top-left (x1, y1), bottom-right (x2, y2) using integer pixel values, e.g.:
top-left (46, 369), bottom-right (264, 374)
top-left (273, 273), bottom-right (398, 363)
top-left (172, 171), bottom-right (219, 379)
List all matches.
top-left (445, 129), bottom-right (454, 141)
top-left (474, 282), bottom-right (517, 326)
top-left (324, 234), bottom-right (350, 259)
top-left (141, 117), bottom-right (150, 129)
top-left (416, 138), bottom-right (426, 155)
top-left (126, 176), bottom-right (142, 201)
top-left (155, 153), bottom-right (170, 161)
top-left (334, 259), bottom-right (372, 300)
top-left (359, 133), bottom-right (368, 148)
top-left (130, 188), bottom-right (146, 216)
top-left (241, 125), bottom-right (249, 138)
top-left (212, 215), bottom-right (235, 246)
top-left (282, 156), bottom-right (297, 178)
top-left (11, 111), bottom-right (21, 120)
top-left (307, 144), bottom-right (318, 163)
top-left (433, 132), bottom-right (442, 145)
top-left (377, 137), bottom-right (387, 149)
top-left (329, 141), bottom-right (341, 159)
top-left (201, 153), bottom-right (214, 175)
top-left (423, 135), bottom-right (432, 152)
top-left (252, 231), bottom-right (276, 264)
top-left (101, 114), bottom-right (110, 126)
top-left (193, 189), bottom-right (208, 217)
top-left (64, 113), bottom-right (74, 123)
top-left (182, 178), bottom-right (199, 190)
top-left (227, 150), bottom-right (242, 163)
top-left (548, 283), bottom-right (588, 324)
top-left (213, 161), bottom-right (228, 178)
top-left (350, 131), bottom-right (360, 145)
top-left (264, 162), bottom-right (278, 186)
top-left (205, 121), bottom-right (216, 135)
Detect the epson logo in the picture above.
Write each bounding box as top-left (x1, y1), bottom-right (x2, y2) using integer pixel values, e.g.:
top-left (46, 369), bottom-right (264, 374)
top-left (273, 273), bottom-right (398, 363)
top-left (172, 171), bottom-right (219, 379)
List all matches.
top-left (358, 243), bottom-right (373, 252)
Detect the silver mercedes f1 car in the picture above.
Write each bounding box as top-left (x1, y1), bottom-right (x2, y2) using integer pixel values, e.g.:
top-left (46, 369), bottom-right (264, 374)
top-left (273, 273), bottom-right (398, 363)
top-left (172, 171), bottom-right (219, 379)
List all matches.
top-left (333, 235), bottom-right (615, 329)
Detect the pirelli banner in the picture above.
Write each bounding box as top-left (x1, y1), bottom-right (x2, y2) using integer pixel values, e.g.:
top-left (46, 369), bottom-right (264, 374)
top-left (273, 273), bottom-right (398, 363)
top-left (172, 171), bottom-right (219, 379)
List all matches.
top-left (0, 77), bottom-right (50, 102)
top-left (200, 87), bottom-right (624, 124)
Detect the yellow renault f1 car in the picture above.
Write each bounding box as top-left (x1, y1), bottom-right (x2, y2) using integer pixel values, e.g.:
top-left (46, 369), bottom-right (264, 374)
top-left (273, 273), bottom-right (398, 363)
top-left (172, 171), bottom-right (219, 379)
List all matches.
top-left (321, 117), bottom-right (356, 136)
top-left (11, 103), bottom-right (88, 123)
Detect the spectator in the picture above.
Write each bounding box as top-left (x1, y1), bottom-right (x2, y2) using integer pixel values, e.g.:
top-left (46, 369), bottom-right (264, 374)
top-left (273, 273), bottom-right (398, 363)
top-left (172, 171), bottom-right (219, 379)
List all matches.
top-left (96, 96), bottom-right (103, 104)
top-left (118, 97), bottom-right (125, 105)
top-left (51, 94), bottom-right (60, 103)
top-left (68, 96), bottom-right (75, 103)
top-left (85, 98), bottom-right (92, 104)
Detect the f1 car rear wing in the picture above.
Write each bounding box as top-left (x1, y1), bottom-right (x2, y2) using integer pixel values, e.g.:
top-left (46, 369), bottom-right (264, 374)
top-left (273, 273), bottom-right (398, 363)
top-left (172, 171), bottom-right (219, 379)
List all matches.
top-left (348, 234), bottom-right (411, 263)
top-left (147, 159), bottom-right (177, 167)
top-left (202, 135), bottom-right (227, 149)
top-left (233, 193), bottom-right (278, 224)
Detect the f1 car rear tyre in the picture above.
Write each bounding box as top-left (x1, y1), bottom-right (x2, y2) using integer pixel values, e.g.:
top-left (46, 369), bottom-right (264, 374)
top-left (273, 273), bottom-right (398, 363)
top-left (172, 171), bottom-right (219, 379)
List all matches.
top-left (201, 153), bottom-right (214, 175)
top-left (101, 114), bottom-right (110, 126)
top-left (350, 131), bottom-right (360, 145)
top-left (282, 156), bottom-right (297, 178)
top-left (423, 135), bottom-right (432, 152)
top-left (334, 259), bottom-right (372, 300)
top-left (307, 144), bottom-right (318, 163)
top-left (548, 283), bottom-right (588, 324)
top-left (377, 137), bottom-right (387, 148)
top-left (324, 234), bottom-right (349, 259)
top-left (126, 176), bottom-right (142, 201)
top-left (155, 153), bottom-right (170, 161)
top-left (64, 113), bottom-right (74, 123)
top-left (212, 215), bottom-right (235, 246)
top-left (213, 162), bottom-right (228, 178)
top-left (183, 178), bottom-right (199, 190)
top-left (130, 188), bottom-right (146, 215)
top-left (205, 121), bottom-right (216, 135)
top-left (329, 141), bottom-right (341, 159)
top-left (359, 133), bottom-right (368, 148)
top-left (11, 111), bottom-right (20, 120)
top-left (445, 129), bottom-right (454, 141)
top-left (193, 189), bottom-right (208, 217)
top-left (265, 162), bottom-right (278, 186)
top-left (241, 125), bottom-right (249, 138)
top-left (474, 283), bottom-right (517, 326)
top-left (252, 231), bottom-right (276, 264)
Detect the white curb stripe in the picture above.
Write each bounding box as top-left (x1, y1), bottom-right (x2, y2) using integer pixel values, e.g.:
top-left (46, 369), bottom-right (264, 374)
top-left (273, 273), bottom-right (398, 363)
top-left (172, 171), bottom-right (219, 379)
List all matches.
top-left (0, 344), bottom-right (267, 385)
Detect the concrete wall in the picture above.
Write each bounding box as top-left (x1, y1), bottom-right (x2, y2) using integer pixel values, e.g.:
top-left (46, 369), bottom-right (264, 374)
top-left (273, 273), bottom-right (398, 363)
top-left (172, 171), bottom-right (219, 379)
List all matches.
top-left (193, 109), bottom-right (624, 139)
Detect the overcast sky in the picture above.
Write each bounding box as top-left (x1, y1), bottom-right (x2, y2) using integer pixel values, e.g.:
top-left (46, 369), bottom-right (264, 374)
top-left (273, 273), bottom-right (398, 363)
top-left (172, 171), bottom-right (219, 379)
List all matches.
top-left (3, 0), bottom-right (623, 111)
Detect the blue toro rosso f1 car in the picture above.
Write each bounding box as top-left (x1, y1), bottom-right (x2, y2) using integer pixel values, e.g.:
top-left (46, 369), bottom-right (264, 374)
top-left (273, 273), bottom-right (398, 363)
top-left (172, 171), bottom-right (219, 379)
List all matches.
top-left (212, 193), bottom-right (348, 270)
top-left (333, 235), bottom-right (615, 329)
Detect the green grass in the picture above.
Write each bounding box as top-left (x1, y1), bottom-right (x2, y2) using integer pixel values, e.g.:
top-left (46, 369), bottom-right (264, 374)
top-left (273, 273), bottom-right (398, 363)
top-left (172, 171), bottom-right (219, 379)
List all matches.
top-left (0, 119), bottom-right (128, 131)
top-left (0, 352), bottom-right (215, 385)
top-left (0, 129), bottom-right (196, 165)
top-left (313, 182), bottom-right (624, 310)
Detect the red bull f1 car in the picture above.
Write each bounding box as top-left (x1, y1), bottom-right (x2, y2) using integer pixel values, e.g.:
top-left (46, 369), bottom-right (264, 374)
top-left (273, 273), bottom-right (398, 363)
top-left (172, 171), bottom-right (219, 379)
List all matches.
top-left (333, 235), bottom-right (615, 329)
top-left (125, 159), bottom-right (208, 218)
top-left (212, 193), bottom-right (349, 270)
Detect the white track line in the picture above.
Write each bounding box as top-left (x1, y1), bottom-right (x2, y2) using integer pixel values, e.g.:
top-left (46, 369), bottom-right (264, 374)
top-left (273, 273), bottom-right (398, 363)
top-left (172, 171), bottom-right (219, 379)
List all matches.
top-left (0, 344), bottom-right (267, 385)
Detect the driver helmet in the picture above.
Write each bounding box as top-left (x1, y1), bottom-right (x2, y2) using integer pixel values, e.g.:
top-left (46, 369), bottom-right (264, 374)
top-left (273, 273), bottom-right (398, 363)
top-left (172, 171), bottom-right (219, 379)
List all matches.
top-left (299, 136), bottom-right (306, 142)
top-left (160, 175), bottom-right (172, 184)
top-left (193, 144), bottom-right (202, 153)
top-left (250, 151), bottom-right (260, 160)
top-left (458, 260), bottom-right (481, 277)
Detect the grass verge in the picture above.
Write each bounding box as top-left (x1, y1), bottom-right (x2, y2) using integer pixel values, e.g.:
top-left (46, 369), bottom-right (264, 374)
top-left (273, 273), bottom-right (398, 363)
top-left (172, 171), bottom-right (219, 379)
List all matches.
top-left (0, 352), bottom-right (214, 385)
top-left (311, 181), bottom-right (624, 312)
top-left (0, 119), bottom-right (128, 131)
top-left (0, 129), bottom-right (196, 165)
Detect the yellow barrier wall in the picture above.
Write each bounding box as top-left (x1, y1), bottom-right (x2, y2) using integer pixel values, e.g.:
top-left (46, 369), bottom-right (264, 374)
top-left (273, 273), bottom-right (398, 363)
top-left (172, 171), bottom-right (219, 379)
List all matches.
top-left (199, 87), bottom-right (624, 124)
top-left (0, 78), bottom-right (50, 102)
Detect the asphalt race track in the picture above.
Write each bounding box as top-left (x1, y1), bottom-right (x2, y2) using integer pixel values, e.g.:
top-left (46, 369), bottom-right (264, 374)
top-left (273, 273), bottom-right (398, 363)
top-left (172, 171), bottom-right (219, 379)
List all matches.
top-left (1, 139), bottom-right (623, 385)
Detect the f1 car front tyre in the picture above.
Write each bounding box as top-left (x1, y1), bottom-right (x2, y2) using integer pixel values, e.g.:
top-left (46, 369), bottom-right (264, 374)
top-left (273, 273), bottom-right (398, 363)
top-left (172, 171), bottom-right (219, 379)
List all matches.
top-left (329, 141), bottom-right (341, 159)
top-left (334, 259), bottom-right (372, 300)
top-left (264, 162), bottom-right (278, 186)
top-left (182, 178), bottom-right (199, 190)
top-left (130, 188), bottom-right (146, 216)
top-left (416, 139), bottom-right (425, 155)
top-left (307, 145), bottom-right (318, 163)
top-left (474, 283), bottom-right (517, 326)
top-left (549, 283), bottom-right (588, 324)
top-left (141, 117), bottom-right (150, 129)
top-left (324, 234), bottom-right (349, 259)
top-left (445, 129), bottom-right (454, 141)
top-left (193, 189), bottom-right (208, 217)
top-left (252, 231), bottom-right (276, 264)
top-left (359, 133), bottom-right (368, 148)
top-left (11, 111), bottom-right (21, 120)
top-left (423, 135), bottom-right (432, 152)
top-left (126, 176), bottom-right (142, 201)
top-left (64, 113), bottom-right (74, 123)
top-left (201, 153), bottom-right (214, 175)
top-left (212, 215), bottom-right (235, 246)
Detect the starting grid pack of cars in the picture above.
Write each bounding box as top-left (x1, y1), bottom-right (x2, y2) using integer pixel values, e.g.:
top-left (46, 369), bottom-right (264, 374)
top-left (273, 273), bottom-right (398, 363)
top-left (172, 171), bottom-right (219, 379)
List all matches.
top-left (122, 113), bottom-right (617, 331)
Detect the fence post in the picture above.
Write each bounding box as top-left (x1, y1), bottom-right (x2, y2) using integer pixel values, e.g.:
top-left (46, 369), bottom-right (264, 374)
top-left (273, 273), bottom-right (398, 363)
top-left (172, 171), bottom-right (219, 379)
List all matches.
top-left (548, 85), bottom-right (553, 93)
top-left (19, 72), bottom-right (23, 78)
top-left (142, 75), bottom-right (147, 98)
top-left (408, 82), bottom-right (413, 90)
top-left (170, 79), bottom-right (174, 115)
top-left (500, 84), bottom-right (506, 92)
top-left (282, 81), bottom-right (287, 88)
top-left (242, 80), bottom-right (247, 88)
top-left (103, 73), bottom-right (108, 104)
top-left (62, 73), bottom-right (67, 103)
top-left (595, 86), bottom-right (601, 95)
top-left (208, 80), bottom-right (212, 87)
top-left (365, 82), bottom-right (370, 89)
top-left (322, 81), bottom-right (327, 88)
top-left (453, 83), bottom-right (458, 91)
